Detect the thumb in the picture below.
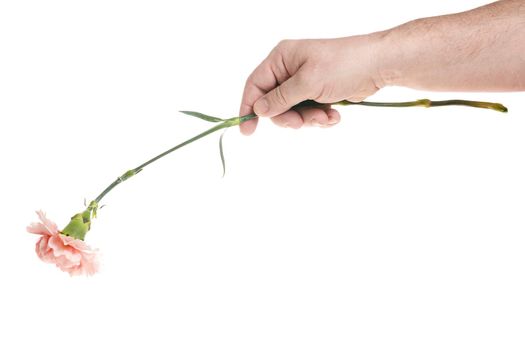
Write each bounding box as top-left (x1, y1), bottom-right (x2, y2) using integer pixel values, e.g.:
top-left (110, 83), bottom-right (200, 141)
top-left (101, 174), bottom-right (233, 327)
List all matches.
top-left (253, 74), bottom-right (311, 118)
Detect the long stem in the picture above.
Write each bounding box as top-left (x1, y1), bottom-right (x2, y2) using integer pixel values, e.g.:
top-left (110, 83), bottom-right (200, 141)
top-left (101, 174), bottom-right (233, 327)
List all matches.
top-left (92, 98), bottom-right (506, 204)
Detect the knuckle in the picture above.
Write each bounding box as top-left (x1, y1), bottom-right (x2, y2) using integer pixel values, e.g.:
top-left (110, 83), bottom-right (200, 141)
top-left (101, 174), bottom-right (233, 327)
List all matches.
top-left (246, 72), bottom-right (258, 86)
top-left (277, 39), bottom-right (292, 48)
top-left (275, 39), bottom-right (298, 54)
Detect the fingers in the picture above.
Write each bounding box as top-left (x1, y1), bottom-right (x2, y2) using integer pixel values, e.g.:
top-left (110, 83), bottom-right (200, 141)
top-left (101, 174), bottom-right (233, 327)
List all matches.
top-left (239, 91), bottom-right (259, 136)
top-left (239, 57), bottom-right (341, 133)
top-left (271, 107), bottom-right (341, 128)
top-left (253, 72), bottom-right (312, 118)
top-left (270, 110), bottom-right (304, 128)
top-left (296, 107), bottom-right (329, 127)
top-left (325, 108), bottom-right (341, 126)
top-left (239, 114), bottom-right (259, 136)
top-left (239, 58), bottom-right (281, 136)
top-left (238, 82), bottom-right (263, 136)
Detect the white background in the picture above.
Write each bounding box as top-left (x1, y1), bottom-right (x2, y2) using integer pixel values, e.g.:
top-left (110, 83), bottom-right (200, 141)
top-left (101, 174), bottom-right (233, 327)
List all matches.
top-left (1, 0), bottom-right (524, 349)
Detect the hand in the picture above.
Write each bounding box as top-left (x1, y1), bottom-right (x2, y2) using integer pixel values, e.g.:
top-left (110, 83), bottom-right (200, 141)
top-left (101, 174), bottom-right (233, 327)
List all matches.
top-left (239, 35), bottom-right (385, 135)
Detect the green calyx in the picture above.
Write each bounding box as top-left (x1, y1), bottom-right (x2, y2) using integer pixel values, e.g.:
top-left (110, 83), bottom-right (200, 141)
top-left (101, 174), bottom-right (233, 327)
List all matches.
top-left (61, 200), bottom-right (98, 240)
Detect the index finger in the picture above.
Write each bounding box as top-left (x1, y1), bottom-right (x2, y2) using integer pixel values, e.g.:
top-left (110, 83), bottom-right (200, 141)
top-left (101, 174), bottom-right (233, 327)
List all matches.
top-left (239, 57), bottom-right (280, 135)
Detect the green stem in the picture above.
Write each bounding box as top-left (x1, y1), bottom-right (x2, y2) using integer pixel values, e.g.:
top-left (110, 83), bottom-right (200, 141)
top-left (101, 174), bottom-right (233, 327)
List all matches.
top-left (94, 119), bottom-right (238, 203)
top-left (91, 98), bottom-right (506, 204)
top-left (296, 99), bottom-right (508, 113)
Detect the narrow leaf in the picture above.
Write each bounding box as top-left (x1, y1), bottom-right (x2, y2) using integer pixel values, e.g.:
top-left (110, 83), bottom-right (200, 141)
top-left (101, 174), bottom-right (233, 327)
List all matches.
top-left (219, 131), bottom-right (226, 177)
top-left (179, 110), bottom-right (224, 123)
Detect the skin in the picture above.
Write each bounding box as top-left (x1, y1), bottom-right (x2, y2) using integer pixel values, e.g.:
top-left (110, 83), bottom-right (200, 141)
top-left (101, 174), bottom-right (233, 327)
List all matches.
top-left (239, 0), bottom-right (525, 135)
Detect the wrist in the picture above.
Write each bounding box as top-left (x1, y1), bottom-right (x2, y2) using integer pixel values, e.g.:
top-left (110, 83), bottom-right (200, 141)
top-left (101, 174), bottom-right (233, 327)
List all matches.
top-left (370, 27), bottom-right (407, 88)
top-left (337, 32), bottom-right (397, 91)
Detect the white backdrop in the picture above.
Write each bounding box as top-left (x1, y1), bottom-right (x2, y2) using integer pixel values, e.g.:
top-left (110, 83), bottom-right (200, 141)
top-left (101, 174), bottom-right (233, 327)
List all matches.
top-left (1, 1), bottom-right (524, 349)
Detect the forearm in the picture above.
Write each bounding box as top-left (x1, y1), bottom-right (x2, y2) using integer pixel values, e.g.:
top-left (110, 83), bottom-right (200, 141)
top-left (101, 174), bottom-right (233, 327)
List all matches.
top-left (376, 0), bottom-right (525, 92)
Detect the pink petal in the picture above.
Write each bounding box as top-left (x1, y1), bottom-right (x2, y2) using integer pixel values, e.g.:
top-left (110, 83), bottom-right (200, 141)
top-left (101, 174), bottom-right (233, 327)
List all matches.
top-left (26, 211), bottom-right (59, 236)
top-left (27, 222), bottom-right (52, 236)
top-left (36, 210), bottom-right (59, 234)
top-left (35, 236), bottom-right (51, 260)
top-left (62, 235), bottom-right (91, 251)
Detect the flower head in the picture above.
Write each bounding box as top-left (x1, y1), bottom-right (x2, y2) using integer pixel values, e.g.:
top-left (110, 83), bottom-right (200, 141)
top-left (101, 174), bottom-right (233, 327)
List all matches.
top-left (27, 211), bottom-right (99, 276)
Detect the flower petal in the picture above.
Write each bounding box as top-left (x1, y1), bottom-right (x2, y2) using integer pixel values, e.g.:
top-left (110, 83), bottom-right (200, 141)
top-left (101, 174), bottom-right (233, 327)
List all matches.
top-left (26, 211), bottom-right (59, 236)
top-left (36, 210), bottom-right (59, 234)
top-left (48, 234), bottom-right (82, 263)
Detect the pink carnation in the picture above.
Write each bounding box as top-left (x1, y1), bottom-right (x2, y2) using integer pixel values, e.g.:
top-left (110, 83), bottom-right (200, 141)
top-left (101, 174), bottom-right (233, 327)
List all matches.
top-left (27, 211), bottom-right (99, 276)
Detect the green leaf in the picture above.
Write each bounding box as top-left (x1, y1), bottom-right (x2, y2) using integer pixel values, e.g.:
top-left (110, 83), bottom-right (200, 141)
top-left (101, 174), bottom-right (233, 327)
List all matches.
top-left (219, 131), bottom-right (226, 177)
top-left (179, 110), bottom-right (224, 123)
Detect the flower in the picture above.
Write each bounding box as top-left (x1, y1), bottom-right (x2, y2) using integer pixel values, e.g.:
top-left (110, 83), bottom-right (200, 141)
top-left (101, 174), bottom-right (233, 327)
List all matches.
top-left (27, 211), bottom-right (99, 276)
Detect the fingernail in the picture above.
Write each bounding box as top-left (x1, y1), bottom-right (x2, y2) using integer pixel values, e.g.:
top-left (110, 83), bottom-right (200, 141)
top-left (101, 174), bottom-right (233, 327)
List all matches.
top-left (254, 98), bottom-right (269, 117)
top-left (327, 118), bottom-right (338, 125)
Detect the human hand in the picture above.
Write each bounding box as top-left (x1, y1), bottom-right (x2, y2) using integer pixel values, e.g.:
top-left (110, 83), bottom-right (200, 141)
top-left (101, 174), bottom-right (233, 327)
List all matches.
top-left (239, 35), bottom-right (385, 135)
